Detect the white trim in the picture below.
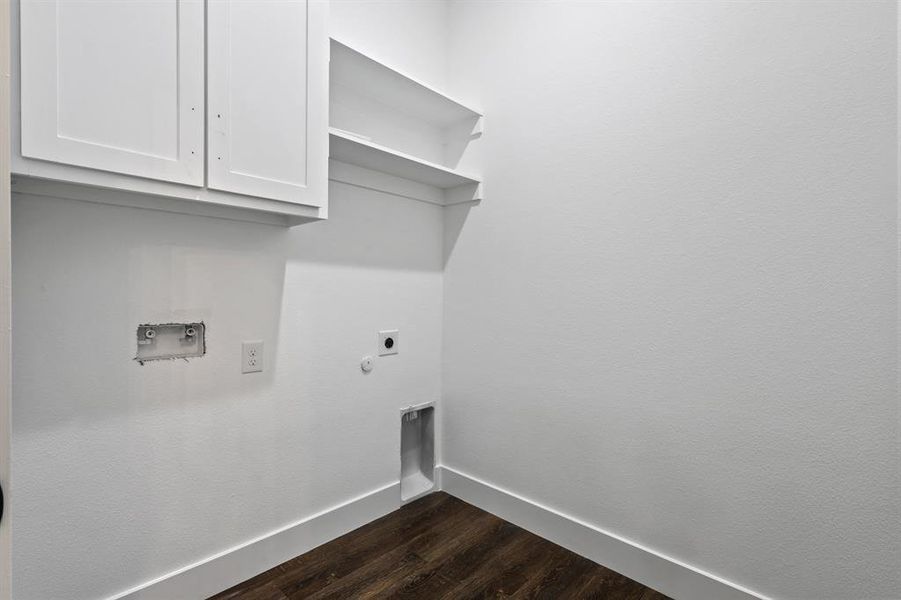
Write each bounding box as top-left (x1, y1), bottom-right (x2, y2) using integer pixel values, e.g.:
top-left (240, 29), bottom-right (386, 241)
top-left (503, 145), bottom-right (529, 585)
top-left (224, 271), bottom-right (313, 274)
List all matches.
top-left (328, 160), bottom-right (483, 208)
top-left (88, 467), bottom-right (774, 600)
top-left (0, 0), bottom-right (11, 596)
top-left (329, 160), bottom-right (446, 206)
top-left (107, 482), bottom-right (401, 600)
top-left (437, 466), bottom-right (771, 600)
top-left (9, 174), bottom-right (324, 226)
top-left (11, 178), bottom-right (308, 228)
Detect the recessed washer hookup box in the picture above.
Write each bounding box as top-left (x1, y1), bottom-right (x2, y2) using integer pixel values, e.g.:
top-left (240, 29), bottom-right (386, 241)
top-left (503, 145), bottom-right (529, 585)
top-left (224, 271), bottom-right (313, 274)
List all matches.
top-left (135, 322), bottom-right (205, 363)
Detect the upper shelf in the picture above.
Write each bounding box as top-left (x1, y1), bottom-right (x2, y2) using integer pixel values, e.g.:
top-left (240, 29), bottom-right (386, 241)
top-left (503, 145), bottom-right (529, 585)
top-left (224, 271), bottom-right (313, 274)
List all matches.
top-left (330, 38), bottom-right (482, 128)
top-left (329, 129), bottom-right (481, 189)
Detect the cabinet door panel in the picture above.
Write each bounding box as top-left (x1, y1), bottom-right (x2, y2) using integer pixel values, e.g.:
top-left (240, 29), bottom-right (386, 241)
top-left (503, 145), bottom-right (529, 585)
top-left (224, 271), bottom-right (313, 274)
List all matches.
top-left (19, 0), bottom-right (204, 185)
top-left (208, 0), bottom-right (328, 207)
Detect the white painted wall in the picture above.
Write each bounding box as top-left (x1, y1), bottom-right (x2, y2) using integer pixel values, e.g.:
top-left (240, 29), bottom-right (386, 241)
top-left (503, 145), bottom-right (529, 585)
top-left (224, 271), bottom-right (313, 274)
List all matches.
top-left (442, 2), bottom-right (900, 600)
top-left (330, 0), bottom-right (448, 90)
top-left (13, 2), bottom-right (901, 599)
top-left (10, 3), bottom-right (447, 598)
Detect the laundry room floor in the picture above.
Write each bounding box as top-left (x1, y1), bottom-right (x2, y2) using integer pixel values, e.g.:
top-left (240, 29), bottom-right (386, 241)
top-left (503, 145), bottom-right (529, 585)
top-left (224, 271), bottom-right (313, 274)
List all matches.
top-left (209, 491), bottom-right (671, 599)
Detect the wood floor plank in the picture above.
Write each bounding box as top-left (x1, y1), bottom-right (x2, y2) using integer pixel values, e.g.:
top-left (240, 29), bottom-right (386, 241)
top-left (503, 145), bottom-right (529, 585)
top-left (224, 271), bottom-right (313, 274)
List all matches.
top-left (301, 548), bottom-right (426, 600)
top-left (440, 527), bottom-right (563, 599)
top-left (435, 526), bottom-right (536, 594)
top-left (561, 566), bottom-right (670, 600)
top-left (360, 511), bottom-right (514, 598)
top-left (515, 545), bottom-right (600, 599)
top-left (277, 491), bottom-right (453, 579)
top-left (232, 493), bottom-right (466, 599)
top-left (208, 492), bottom-right (672, 600)
top-left (214, 581), bottom-right (289, 600)
top-left (295, 496), bottom-right (487, 600)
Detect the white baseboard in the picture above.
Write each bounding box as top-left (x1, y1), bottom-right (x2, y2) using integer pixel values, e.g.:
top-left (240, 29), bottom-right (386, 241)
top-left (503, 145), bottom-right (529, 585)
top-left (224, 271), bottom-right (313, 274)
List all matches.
top-left (105, 470), bottom-right (770, 600)
top-left (437, 466), bottom-right (771, 600)
top-left (107, 482), bottom-right (401, 600)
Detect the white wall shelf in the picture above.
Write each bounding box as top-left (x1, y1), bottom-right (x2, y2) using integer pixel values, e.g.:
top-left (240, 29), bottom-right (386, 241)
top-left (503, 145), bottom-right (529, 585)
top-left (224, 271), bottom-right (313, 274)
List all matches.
top-left (328, 37), bottom-right (483, 206)
top-left (330, 38), bottom-right (482, 128)
top-left (330, 129), bottom-right (480, 189)
top-left (329, 129), bottom-right (482, 206)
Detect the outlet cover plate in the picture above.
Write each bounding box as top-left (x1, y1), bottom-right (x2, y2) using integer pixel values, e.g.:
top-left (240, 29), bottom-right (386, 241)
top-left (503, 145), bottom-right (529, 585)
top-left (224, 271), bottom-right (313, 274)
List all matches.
top-left (378, 330), bottom-right (399, 356)
top-left (242, 341), bottom-right (264, 373)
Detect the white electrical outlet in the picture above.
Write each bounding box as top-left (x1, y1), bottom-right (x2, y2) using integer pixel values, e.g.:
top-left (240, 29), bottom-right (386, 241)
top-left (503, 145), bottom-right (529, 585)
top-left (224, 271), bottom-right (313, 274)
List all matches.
top-left (242, 341), bottom-right (264, 373)
top-left (378, 330), bottom-right (399, 356)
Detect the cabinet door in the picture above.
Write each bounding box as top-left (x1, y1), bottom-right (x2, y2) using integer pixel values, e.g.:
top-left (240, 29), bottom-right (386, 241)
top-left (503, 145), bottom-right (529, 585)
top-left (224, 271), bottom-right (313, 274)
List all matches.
top-left (19, 0), bottom-right (205, 185)
top-left (207, 0), bottom-right (328, 207)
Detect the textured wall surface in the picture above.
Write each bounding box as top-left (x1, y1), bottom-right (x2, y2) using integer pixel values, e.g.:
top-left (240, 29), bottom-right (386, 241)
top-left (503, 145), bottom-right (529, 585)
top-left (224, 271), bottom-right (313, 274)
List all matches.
top-left (11, 2), bottom-right (901, 600)
top-left (11, 2), bottom-right (448, 598)
top-left (442, 2), bottom-right (900, 599)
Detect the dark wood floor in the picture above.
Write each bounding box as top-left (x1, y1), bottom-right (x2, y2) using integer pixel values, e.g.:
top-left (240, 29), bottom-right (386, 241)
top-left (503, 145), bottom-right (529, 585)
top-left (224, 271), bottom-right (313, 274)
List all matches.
top-left (209, 492), bottom-right (671, 599)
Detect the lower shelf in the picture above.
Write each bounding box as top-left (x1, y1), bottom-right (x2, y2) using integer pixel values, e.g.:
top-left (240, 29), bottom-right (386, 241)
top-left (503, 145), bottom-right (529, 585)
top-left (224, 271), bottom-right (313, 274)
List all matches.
top-left (328, 129), bottom-right (483, 206)
top-left (329, 129), bottom-right (479, 188)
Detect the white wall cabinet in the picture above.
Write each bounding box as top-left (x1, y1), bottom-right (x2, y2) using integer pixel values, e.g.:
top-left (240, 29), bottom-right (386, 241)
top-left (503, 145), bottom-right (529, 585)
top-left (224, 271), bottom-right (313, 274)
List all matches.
top-left (20, 0), bottom-right (205, 186)
top-left (13, 0), bottom-right (328, 226)
top-left (208, 0), bottom-right (328, 207)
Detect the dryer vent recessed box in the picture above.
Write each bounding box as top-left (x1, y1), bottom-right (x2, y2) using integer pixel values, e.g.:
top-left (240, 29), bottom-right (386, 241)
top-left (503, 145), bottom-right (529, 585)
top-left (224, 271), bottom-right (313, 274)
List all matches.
top-left (400, 403), bottom-right (435, 502)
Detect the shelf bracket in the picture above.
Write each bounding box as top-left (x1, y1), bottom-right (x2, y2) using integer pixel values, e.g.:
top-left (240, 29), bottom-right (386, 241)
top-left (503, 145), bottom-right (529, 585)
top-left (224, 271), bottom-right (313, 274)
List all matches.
top-left (443, 182), bottom-right (483, 206)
